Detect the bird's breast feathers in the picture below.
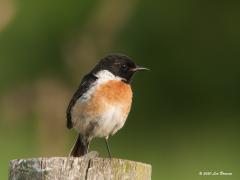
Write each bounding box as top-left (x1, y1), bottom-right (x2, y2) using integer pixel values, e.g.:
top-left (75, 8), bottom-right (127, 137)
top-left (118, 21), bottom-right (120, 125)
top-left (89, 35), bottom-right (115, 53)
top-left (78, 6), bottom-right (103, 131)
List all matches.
top-left (71, 70), bottom-right (133, 137)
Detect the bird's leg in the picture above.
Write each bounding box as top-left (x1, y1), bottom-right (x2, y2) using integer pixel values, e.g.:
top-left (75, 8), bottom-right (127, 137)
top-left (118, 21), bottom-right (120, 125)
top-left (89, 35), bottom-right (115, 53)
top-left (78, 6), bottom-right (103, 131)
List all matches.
top-left (84, 139), bottom-right (89, 154)
top-left (105, 136), bottom-right (112, 158)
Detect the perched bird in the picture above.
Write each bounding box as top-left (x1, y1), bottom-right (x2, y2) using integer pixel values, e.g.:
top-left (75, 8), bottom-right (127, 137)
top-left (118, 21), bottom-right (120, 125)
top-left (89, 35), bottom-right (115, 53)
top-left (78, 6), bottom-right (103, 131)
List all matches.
top-left (66, 54), bottom-right (148, 157)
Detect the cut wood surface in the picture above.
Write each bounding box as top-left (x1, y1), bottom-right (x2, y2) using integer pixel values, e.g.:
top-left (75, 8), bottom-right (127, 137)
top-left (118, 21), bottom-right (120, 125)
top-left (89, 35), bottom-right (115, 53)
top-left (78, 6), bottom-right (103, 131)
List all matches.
top-left (9, 152), bottom-right (151, 180)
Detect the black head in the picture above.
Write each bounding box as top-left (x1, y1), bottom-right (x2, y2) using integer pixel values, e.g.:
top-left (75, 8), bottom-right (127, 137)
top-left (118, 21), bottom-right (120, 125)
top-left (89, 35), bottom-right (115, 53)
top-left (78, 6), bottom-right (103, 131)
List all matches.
top-left (92, 54), bottom-right (148, 83)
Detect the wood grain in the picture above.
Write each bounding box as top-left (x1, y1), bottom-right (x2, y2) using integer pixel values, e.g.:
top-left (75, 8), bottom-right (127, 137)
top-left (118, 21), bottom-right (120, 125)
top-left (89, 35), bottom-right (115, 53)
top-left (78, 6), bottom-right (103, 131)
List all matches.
top-left (9, 154), bottom-right (151, 180)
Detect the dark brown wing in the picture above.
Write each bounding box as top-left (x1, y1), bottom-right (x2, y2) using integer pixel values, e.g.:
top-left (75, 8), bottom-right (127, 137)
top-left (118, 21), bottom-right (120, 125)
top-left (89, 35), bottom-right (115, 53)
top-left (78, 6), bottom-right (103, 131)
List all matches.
top-left (66, 73), bottom-right (97, 129)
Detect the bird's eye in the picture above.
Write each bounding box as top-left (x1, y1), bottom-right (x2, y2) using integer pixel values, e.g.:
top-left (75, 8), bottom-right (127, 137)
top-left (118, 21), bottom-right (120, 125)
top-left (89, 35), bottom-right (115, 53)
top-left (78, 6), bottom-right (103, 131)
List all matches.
top-left (121, 64), bottom-right (128, 71)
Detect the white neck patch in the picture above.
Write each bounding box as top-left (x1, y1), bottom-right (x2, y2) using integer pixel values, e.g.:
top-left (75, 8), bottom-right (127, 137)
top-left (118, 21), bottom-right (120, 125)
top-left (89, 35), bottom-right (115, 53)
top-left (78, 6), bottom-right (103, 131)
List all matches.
top-left (94, 70), bottom-right (123, 83)
top-left (78, 70), bottom-right (122, 102)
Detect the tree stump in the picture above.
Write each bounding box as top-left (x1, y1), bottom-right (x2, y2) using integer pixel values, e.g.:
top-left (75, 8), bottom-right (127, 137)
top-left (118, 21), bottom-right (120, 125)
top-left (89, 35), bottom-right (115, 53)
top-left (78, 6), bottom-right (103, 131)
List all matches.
top-left (9, 152), bottom-right (151, 180)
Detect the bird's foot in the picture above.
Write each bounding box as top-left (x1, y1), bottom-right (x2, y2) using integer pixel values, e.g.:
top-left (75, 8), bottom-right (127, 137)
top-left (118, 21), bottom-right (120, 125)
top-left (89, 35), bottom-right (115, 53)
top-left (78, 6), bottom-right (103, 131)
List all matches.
top-left (82, 151), bottom-right (99, 161)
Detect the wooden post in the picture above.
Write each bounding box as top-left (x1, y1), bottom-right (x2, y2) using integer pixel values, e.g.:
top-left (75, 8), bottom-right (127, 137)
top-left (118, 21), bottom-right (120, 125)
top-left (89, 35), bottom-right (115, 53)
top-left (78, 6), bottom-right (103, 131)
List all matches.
top-left (9, 152), bottom-right (151, 180)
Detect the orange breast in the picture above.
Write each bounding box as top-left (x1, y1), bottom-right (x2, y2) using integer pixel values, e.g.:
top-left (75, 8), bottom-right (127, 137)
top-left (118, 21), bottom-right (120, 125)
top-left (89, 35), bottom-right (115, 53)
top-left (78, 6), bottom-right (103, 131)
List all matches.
top-left (89, 80), bottom-right (132, 116)
top-left (71, 80), bottom-right (133, 135)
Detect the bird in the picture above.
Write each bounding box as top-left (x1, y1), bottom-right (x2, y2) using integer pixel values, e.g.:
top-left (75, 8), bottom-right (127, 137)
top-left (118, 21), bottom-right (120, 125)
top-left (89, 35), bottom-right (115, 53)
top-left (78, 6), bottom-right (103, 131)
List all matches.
top-left (66, 54), bottom-right (148, 158)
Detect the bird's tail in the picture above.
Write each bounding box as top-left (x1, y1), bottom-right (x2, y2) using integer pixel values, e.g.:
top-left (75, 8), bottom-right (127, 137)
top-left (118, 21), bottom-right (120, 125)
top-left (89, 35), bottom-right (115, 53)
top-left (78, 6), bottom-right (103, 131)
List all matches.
top-left (69, 134), bottom-right (89, 157)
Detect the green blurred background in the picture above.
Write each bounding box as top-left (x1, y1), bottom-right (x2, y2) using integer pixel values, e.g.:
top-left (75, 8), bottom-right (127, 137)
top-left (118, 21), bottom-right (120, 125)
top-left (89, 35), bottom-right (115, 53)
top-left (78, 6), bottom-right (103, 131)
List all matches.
top-left (0, 0), bottom-right (239, 179)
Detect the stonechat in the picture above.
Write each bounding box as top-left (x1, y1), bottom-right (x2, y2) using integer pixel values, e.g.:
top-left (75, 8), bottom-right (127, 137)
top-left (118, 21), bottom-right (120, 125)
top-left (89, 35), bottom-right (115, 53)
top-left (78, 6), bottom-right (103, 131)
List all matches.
top-left (66, 54), bottom-right (148, 157)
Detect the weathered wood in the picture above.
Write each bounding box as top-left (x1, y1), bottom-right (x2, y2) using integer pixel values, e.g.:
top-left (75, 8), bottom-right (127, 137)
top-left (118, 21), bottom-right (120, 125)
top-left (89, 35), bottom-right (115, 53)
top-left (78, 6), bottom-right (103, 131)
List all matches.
top-left (9, 152), bottom-right (151, 180)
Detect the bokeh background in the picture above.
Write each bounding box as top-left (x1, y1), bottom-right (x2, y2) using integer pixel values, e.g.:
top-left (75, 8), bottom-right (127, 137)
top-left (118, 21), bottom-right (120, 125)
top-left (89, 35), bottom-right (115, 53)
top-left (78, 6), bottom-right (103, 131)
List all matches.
top-left (0, 0), bottom-right (240, 179)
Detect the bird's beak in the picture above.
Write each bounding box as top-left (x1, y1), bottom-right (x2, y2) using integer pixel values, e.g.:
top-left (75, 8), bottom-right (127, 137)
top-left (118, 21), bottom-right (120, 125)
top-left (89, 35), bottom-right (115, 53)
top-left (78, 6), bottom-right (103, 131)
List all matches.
top-left (130, 65), bottom-right (150, 72)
